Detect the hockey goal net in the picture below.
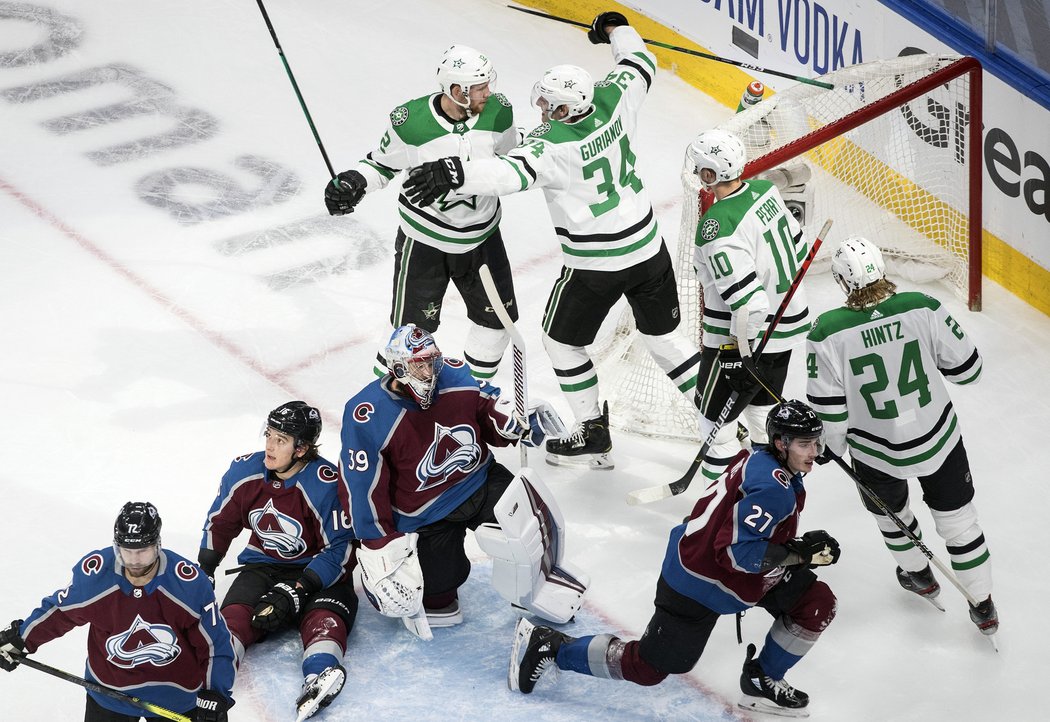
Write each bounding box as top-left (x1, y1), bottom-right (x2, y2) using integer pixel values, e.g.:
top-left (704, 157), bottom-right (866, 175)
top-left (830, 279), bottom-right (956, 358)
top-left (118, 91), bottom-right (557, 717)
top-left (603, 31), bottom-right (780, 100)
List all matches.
top-left (592, 54), bottom-right (982, 441)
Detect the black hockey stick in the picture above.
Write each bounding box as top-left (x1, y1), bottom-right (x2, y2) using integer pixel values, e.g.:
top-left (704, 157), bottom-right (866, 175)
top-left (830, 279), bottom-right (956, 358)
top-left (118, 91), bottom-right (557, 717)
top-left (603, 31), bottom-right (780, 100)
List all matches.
top-left (15, 655), bottom-right (192, 721)
top-left (507, 5), bottom-right (834, 90)
top-left (253, 0), bottom-right (337, 180)
top-left (737, 363), bottom-right (981, 608)
top-left (626, 219), bottom-right (831, 505)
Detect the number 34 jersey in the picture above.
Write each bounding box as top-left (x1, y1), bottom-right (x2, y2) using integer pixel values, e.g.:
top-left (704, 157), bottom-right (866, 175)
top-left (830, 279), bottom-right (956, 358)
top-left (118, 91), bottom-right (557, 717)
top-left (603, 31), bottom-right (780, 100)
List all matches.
top-left (805, 291), bottom-right (983, 478)
top-left (457, 26), bottom-right (661, 272)
top-left (693, 179), bottom-right (810, 352)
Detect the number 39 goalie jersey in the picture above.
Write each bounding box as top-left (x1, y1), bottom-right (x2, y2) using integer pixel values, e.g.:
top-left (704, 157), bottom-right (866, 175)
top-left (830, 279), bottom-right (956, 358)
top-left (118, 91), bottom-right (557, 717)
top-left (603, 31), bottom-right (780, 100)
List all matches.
top-left (806, 291), bottom-right (983, 478)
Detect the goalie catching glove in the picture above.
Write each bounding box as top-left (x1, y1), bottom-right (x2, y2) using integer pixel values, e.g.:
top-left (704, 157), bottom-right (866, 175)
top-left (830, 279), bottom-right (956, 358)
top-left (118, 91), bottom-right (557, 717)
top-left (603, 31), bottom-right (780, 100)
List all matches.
top-left (493, 397), bottom-right (567, 448)
top-left (358, 532), bottom-right (425, 619)
top-left (324, 169), bottom-right (367, 215)
top-left (403, 157), bottom-right (464, 207)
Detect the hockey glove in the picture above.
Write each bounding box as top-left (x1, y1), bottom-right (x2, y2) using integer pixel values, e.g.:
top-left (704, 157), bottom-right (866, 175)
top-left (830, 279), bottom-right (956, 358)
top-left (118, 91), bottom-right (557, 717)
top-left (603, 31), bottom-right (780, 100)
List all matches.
top-left (324, 170), bottom-right (367, 215)
top-left (814, 447), bottom-right (835, 466)
top-left (588, 11), bottom-right (629, 44)
top-left (403, 157), bottom-right (465, 207)
top-left (525, 400), bottom-right (567, 447)
top-left (195, 689), bottom-right (233, 722)
top-left (0, 620), bottom-right (25, 672)
top-left (786, 530), bottom-right (841, 567)
top-left (250, 582), bottom-right (305, 631)
top-left (197, 548), bottom-right (222, 589)
top-left (718, 345), bottom-right (758, 394)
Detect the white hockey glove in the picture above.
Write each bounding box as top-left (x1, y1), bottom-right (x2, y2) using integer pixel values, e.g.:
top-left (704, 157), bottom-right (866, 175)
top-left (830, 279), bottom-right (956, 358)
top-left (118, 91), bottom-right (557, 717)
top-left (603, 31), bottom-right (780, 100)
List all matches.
top-left (358, 533), bottom-right (424, 619)
top-left (493, 397), bottom-right (567, 447)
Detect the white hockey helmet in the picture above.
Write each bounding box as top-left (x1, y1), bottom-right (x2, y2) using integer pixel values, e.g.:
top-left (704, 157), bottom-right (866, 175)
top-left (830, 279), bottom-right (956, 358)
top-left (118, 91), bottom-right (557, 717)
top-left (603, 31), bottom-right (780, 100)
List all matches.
top-left (436, 45), bottom-right (495, 108)
top-left (384, 324), bottom-right (444, 409)
top-left (531, 64), bottom-right (594, 118)
top-left (831, 236), bottom-right (886, 294)
top-left (688, 129), bottom-right (747, 189)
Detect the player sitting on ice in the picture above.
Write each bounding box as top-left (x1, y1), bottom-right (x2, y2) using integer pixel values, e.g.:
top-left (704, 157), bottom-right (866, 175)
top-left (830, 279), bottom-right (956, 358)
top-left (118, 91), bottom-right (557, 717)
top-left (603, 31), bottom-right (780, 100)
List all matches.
top-left (509, 401), bottom-right (839, 718)
top-left (338, 324), bottom-right (588, 640)
top-left (197, 402), bottom-right (357, 721)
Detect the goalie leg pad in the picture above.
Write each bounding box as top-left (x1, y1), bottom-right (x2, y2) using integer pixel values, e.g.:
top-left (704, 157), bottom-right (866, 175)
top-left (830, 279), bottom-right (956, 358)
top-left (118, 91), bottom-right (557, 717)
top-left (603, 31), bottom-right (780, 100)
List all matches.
top-left (358, 533), bottom-right (424, 619)
top-left (475, 469), bottom-right (590, 624)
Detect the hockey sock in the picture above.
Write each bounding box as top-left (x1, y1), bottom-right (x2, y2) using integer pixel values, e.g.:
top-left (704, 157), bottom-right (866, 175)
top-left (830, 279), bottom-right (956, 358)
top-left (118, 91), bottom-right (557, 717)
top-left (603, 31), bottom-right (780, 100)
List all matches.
top-left (542, 335), bottom-right (600, 423)
top-left (872, 504), bottom-right (929, 571)
top-left (931, 503), bottom-right (992, 600)
top-left (696, 415), bottom-right (742, 483)
top-left (463, 324), bottom-right (509, 381)
top-left (302, 651), bottom-right (342, 678)
top-left (555, 634), bottom-right (625, 680)
top-left (638, 330), bottom-right (701, 400)
top-left (300, 609), bottom-right (348, 676)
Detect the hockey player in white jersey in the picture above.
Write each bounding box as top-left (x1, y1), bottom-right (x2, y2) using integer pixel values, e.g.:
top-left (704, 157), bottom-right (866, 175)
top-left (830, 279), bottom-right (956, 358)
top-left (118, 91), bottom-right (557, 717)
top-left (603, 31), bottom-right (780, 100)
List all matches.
top-left (404, 11), bottom-right (701, 469)
top-left (324, 45), bottom-right (520, 382)
top-left (806, 236), bottom-right (996, 635)
top-left (688, 128), bottom-right (812, 486)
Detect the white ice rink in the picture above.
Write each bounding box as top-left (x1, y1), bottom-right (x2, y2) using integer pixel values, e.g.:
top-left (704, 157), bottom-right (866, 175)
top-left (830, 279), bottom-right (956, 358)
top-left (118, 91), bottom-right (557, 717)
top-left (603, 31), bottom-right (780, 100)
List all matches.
top-left (1, 1), bottom-right (1047, 720)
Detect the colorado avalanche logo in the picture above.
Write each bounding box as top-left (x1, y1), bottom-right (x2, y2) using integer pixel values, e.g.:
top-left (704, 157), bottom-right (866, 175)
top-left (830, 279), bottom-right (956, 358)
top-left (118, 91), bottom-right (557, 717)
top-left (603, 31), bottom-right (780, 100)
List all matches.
top-left (248, 499), bottom-right (308, 558)
top-left (353, 402), bottom-right (375, 423)
top-left (415, 423), bottom-right (483, 490)
top-left (105, 615), bottom-right (181, 669)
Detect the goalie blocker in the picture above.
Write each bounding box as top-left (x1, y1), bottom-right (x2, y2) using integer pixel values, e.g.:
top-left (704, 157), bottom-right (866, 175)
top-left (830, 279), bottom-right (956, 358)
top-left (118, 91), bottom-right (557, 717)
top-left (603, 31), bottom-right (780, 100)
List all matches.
top-left (475, 469), bottom-right (589, 624)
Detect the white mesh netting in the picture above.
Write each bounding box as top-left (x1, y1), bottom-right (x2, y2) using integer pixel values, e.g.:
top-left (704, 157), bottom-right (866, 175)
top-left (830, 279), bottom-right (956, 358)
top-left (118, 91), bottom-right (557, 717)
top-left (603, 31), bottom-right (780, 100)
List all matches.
top-left (592, 54), bottom-right (980, 441)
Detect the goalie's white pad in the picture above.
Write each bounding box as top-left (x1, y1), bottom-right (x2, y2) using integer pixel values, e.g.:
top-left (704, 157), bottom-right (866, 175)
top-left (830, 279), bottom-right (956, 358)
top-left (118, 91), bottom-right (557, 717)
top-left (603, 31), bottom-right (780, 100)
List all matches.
top-left (358, 533), bottom-right (424, 619)
top-left (475, 468), bottom-right (589, 624)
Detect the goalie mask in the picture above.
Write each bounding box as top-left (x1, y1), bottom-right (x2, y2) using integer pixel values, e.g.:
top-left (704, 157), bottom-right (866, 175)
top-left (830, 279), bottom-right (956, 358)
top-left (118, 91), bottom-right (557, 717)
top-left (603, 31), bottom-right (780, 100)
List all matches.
top-left (436, 45), bottom-right (496, 116)
top-left (531, 64), bottom-right (594, 119)
top-left (688, 129), bottom-right (747, 190)
top-left (385, 324), bottom-right (444, 409)
top-left (832, 236), bottom-right (886, 294)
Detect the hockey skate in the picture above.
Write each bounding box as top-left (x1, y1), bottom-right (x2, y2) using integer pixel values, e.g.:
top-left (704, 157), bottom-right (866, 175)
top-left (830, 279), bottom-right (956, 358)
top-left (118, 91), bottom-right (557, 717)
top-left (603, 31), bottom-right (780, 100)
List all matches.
top-left (738, 643), bottom-right (810, 718)
top-left (509, 617), bottom-right (570, 693)
top-left (896, 565), bottom-right (945, 611)
top-left (545, 401), bottom-right (613, 470)
top-left (295, 664), bottom-right (346, 722)
top-left (968, 596), bottom-right (999, 636)
top-left (425, 598), bottom-right (463, 627)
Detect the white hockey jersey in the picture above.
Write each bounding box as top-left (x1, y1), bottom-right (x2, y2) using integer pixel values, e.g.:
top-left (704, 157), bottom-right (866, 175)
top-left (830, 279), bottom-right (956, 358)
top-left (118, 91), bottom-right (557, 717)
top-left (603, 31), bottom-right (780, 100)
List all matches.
top-left (456, 27), bottom-right (661, 272)
top-left (693, 179), bottom-right (810, 352)
top-left (356, 92), bottom-right (519, 254)
top-left (805, 291), bottom-right (983, 478)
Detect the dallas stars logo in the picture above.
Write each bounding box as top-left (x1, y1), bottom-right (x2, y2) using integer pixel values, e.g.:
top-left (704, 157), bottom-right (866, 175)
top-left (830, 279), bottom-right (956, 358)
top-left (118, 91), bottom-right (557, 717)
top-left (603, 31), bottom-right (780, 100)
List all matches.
top-left (422, 302), bottom-right (440, 320)
top-left (452, 58), bottom-right (465, 68)
top-left (563, 79), bottom-right (576, 89)
top-left (710, 145), bottom-right (722, 154)
top-left (436, 193), bottom-right (479, 212)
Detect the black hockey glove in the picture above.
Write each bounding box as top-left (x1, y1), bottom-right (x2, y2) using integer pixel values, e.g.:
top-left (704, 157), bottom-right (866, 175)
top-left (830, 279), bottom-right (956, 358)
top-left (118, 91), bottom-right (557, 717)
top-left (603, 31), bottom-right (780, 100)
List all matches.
top-left (718, 345), bottom-right (758, 394)
top-left (786, 530), bottom-right (841, 567)
top-left (814, 447), bottom-right (835, 466)
top-left (197, 548), bottom-right (222, 589)
top-left (195, 689), bottom-right (233, 722)
top-left (324, 170), bottom-right (367, 215)
top-left (0, 620), bottom-right (25, 672)
top-left (588, 11), bottom-right (629, 44)
top-left (250, 582), bottom-right (305, 631)
top-left (403, 157), bottom-right (465, 207)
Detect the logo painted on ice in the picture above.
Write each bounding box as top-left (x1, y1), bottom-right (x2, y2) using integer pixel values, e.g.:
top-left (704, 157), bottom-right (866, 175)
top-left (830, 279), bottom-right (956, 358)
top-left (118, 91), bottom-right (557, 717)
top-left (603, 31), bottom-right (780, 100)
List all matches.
top-left (415, 423), bottom-right (483, 490)
top-left (701, 218), bottom-right (720, 241)
top-left (105, 615), bottom-right (181, 668)
top-left (248, 499), bottom-right (308, 558)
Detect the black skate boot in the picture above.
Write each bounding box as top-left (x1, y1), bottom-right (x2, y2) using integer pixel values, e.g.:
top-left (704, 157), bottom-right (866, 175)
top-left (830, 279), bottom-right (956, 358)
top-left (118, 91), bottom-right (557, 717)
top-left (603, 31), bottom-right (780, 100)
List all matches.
top-left (509, 618), bottom-right (572, 693)
top-left (896, 565), bottom-right (945, 611)
top-left (738, 643), bottom-right (810, 718)
top-left (545, 401), bottom-right (613, 469)
top-left (968, 596), bottom-right (999, 635)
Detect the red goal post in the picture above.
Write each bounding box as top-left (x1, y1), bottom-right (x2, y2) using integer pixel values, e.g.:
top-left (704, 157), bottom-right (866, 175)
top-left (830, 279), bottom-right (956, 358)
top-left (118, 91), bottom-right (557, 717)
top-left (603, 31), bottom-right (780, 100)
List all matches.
top-left (591, 54), bottom-right (983, 442)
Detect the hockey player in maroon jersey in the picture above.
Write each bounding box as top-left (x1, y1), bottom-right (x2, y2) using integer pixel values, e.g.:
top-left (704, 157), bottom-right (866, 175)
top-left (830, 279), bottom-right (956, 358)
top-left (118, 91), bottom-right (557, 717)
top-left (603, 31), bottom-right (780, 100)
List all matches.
top-left (0, 502), bottom-right (236, 721)
top-left (339, 324), bottom-right (588, 640)
top-left (197, 402), bottom-right (356, 721)
top-left (509, 401), bottom-right (840, 718)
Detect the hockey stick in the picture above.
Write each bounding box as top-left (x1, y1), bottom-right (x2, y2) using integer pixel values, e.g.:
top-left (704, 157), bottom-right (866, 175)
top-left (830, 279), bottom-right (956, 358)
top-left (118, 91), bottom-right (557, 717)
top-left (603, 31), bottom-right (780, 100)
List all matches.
top-left (735, 362), bottom-right (981, 608)
top-left (507, 5), bottom-right (834, 90)
top-left (15, 655), bottom-right (192, 721)
top-left (253, 0), bottom-right (337, 180)
top-left (479, 264), bottom-right (529, 467)
top-left (626, 219), bottom-right (831, 505)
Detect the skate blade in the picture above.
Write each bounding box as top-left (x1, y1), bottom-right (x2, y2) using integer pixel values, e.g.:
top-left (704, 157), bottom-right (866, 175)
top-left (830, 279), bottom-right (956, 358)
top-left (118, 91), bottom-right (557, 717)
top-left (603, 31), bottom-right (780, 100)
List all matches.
top-left (545, 452), bottom-right (614, 470)
top-left (921, 593), bottom-right (946, 612)
top-left (295, 668), bottom-right (345, 722)
top-left (984, 632), bottom-right (999, 653)
top-left (737, 696), bottom-right (810, 718)
top-left (508, 617), bottom-right (535, 692)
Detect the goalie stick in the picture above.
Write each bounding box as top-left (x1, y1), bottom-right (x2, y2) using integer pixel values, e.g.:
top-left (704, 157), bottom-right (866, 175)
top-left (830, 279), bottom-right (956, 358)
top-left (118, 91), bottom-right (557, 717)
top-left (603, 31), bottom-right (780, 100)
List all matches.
top-left (479, 264), bottom-right (530, 467)
top-left (506, 4), bottom-right (834, 90)
top-left (15, 655), bottom-right (191, 721)
top-left (626, 219), bottom-right (832, 506)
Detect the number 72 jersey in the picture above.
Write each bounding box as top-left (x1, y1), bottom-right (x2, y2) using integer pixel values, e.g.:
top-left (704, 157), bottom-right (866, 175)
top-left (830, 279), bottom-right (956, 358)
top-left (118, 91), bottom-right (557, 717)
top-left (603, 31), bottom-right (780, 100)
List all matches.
top-left (805, 291), bottom-right (983, 478)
